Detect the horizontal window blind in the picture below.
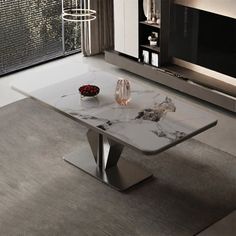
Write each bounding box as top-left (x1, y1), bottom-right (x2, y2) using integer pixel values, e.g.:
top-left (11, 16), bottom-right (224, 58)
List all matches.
top-left (0, 0), bottom-right (80, 76)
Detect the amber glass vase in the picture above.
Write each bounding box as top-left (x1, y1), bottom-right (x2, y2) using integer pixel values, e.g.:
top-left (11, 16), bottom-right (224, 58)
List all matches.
top-left (115, 79), bottom-right (131, 105)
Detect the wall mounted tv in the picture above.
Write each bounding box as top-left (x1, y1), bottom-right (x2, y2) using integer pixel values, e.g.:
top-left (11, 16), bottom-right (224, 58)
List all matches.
top-left (169, 4), bottom-right (236, 78)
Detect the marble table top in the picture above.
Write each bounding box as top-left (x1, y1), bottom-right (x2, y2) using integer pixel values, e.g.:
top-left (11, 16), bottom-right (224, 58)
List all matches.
top-left (13, 71), bottom-right (217, 155)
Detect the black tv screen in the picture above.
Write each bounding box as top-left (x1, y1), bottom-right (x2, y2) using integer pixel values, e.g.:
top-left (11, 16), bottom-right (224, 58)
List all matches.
top-left (169, 4), bottom-right (236, 78)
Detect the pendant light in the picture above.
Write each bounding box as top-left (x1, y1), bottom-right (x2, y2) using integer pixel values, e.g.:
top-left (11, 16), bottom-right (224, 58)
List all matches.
top-left (62, 0), bottom-right (96, 22)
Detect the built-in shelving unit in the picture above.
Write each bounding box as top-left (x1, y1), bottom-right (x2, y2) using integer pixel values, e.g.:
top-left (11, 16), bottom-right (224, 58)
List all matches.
top-left (138, 0), bottom-right (170, 67)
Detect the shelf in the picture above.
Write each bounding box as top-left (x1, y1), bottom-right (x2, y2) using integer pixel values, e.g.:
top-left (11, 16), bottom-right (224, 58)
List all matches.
top-left (139, 21), bottom-right (160, 29)
top-left (140, 45), bottom-right (160, 53)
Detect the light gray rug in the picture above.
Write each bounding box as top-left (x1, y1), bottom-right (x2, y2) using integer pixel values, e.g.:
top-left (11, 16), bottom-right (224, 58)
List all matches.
top-left (0, 98), bottom-right (235, 236)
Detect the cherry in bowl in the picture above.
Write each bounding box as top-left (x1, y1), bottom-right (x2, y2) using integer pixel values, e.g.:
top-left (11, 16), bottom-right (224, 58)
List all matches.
top-left (79, 85), bottom-right (100, 97)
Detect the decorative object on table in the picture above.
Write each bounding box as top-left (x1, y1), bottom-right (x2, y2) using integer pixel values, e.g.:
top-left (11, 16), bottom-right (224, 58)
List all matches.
top-left (62, 0), bottom-right (96, 22)
top-left (148, 32), bottom-right (158, 46)
top-left (115, 79), bottom-right (131, 106)
top-left (79, 85), bottom-right (100, 97)
top-left (151, 53), bottom-right (159, 67)
top-left (142, 50), bottom-right (149, 64)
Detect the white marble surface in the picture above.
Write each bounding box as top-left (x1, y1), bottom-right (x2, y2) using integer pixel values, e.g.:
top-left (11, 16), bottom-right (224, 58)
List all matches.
top-left (12, 71), bottom-right (217, 154)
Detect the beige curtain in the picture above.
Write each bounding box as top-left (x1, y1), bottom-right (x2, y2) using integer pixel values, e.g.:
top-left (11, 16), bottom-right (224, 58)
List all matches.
top-left (82, 0), bottom-right (114, 56)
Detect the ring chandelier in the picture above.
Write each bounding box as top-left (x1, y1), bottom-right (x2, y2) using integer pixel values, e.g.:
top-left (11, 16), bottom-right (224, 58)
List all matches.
top-left (62, 8), bottom-right (96, 22)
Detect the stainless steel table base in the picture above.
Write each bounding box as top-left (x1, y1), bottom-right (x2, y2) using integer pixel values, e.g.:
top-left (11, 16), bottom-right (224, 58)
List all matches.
top-left (63, 130), bottom-right (153, 191)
